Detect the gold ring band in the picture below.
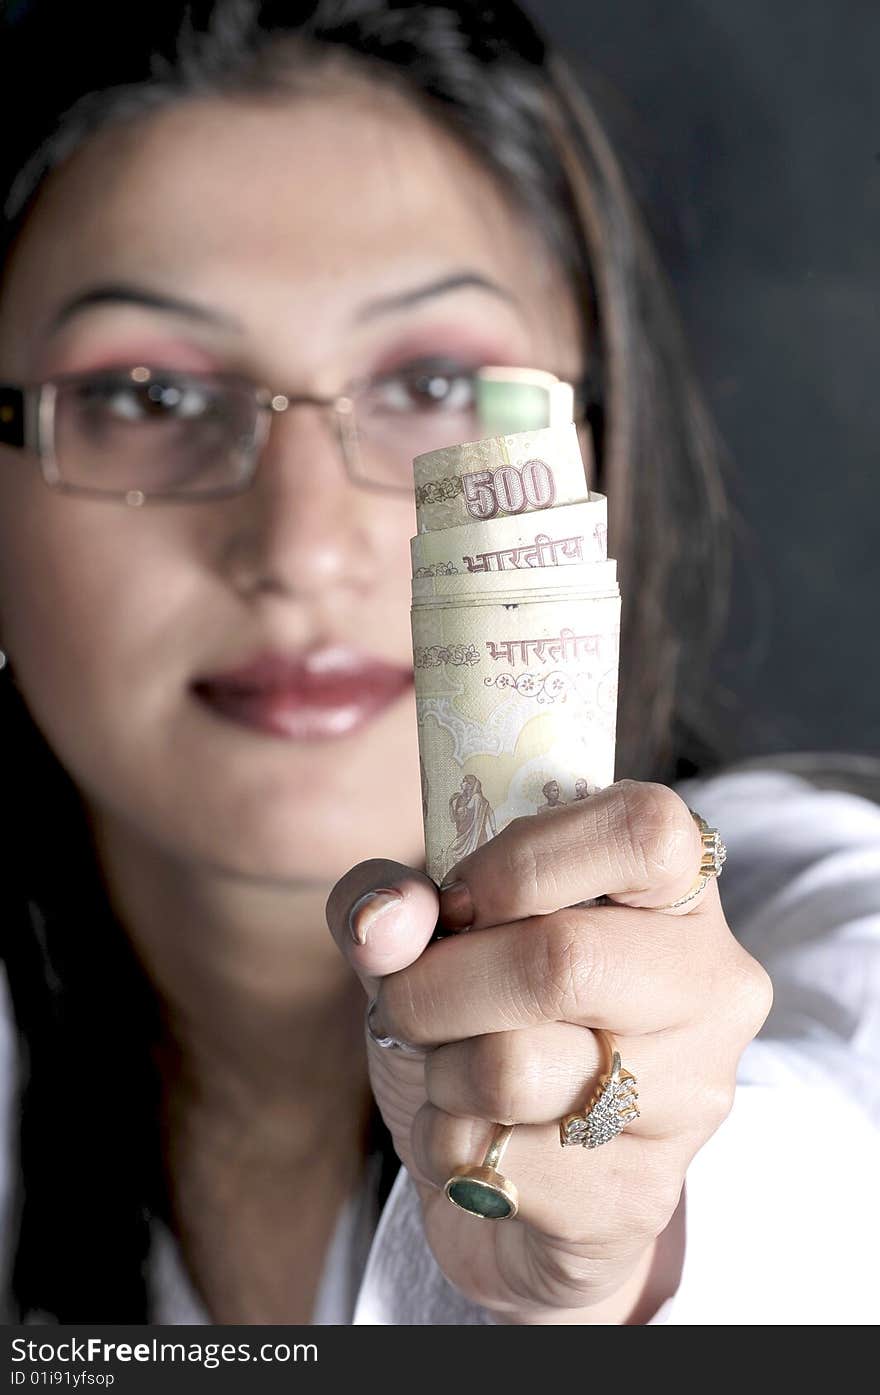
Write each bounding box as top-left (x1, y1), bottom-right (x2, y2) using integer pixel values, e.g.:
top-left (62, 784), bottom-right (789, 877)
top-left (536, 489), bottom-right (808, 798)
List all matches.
top-left (444, 1122), bottom-right (519, 1220)
top-left (653, 809), bottom-right (727, 912)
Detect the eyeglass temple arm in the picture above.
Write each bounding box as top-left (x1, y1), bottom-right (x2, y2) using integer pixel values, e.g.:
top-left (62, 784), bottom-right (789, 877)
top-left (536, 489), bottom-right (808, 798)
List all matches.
top-left (0, 386), bottom-right (25, 449)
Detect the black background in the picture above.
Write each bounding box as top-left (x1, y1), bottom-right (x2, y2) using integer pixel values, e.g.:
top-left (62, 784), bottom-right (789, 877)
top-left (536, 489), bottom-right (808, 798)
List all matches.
top-left (528, 0), bottom-right (879, 759)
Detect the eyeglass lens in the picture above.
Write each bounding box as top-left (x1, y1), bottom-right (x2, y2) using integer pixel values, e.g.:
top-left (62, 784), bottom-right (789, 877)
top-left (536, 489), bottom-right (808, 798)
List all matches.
top-left (52, 372), bottom-right (259, 497)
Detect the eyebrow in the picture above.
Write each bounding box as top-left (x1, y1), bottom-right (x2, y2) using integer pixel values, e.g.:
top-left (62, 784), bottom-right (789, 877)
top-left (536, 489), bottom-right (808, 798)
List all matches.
top-left (355, 272), bottom-right (519, 322)
top-left (46, 284), bottom-right (242, 335)
top-left (45, 270), bottom-right (518, 338)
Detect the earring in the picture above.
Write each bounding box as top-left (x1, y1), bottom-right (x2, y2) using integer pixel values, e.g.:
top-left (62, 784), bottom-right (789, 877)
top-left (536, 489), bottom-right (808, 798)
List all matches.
top-left (0, 650), bottom-right (7, 672)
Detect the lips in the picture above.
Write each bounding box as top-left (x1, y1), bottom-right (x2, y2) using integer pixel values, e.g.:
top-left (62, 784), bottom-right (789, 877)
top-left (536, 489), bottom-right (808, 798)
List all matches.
top-left (191, 645), bottom-right (413, 740)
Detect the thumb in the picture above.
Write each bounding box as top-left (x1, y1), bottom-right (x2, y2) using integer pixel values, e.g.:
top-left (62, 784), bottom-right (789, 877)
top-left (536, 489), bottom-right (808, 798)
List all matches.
top-left (326, 861), bottom-right (439, 1186)
top-left (325, 858), bottom-right (439, 1000)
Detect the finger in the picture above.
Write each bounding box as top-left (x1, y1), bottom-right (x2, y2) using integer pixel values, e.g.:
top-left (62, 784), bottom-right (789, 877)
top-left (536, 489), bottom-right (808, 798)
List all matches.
top-left (424, 1022), bottom-right (681, 1141)
top-left (370, 896), bottom-right (722, 1043)
top-left (437, 780), bottom-right (705, 931)
top-left (325, 858), bottom-right (439, 998)
top-left (409, 1104), bottom-right (685, 1248)
top-left (412, 1110), bottom-right (690, 1315)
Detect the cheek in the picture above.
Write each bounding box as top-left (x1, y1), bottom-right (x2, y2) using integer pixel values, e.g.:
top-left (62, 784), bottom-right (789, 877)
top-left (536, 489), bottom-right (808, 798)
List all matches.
top-left (380, 495), bottom-right (417, 565)
top-left (370, 498), bottom-right (419, 638)
top-left (0, 488), bottom-right (187, 743)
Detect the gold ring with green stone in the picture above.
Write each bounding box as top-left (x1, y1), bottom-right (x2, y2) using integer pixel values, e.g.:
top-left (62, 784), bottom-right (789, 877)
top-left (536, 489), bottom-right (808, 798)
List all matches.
top-left (444, 1123), bottom-right (518, 1220)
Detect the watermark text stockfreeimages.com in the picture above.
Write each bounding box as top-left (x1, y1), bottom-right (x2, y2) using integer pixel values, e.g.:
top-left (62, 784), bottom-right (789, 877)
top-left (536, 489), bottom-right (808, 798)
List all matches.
top-left (10, 1336), bottom-right (318, 1375)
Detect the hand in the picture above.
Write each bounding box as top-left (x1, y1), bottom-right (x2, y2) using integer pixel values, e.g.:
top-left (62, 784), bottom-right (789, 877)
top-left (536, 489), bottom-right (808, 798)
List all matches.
top-left (326, 780), bottom-right (773, 1324)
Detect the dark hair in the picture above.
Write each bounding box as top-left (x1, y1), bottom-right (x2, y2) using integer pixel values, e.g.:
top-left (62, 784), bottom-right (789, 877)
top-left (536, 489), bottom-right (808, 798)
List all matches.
top-left (0, 0), bottom-right (730, 1320)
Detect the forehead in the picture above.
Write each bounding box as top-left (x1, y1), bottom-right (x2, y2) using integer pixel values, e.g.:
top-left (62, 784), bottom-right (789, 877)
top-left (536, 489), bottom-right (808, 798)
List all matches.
top-left (0, 84), bottom-right (580, 368)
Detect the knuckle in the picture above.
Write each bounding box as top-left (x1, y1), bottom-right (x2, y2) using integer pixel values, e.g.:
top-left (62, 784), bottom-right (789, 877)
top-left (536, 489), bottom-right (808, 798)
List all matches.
top-left (533, 917), bottom-right (597, 1019)
top-left (701, 1076), bottom-right (738, 1132)
top-left (615, 781), bottom-right (696, 886)
top-left (743, 955), bottom-right (775, 1031)
top-left (725, 946), bottom-right (775, 1043)
top-left (467, 1035), bottom-right (539, 1123)
top-left (496, 819), bottom-right (542, 903)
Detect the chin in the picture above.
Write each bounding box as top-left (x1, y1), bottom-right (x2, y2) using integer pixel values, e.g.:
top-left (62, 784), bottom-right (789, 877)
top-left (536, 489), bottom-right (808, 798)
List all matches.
top-left (163, 719), bottom-right (427, 884)
top-left (187, 794), bottom-right (426, 884)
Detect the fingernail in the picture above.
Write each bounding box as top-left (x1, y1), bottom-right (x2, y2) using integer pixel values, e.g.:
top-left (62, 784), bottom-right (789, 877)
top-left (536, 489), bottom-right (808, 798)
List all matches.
top-left (349, 888), bottom-right (403, 946)
top-left (438, 879), bottom-right (473, 931)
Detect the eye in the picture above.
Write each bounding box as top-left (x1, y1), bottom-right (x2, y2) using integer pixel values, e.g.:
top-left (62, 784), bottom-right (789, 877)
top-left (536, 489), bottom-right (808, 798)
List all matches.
top-left (77, 373), bottom-right (217, 422)
top-left (367, 359), bottom-right (478, 415)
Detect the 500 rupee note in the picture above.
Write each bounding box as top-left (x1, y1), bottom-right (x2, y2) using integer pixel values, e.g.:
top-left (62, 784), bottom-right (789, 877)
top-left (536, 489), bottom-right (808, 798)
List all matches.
top-left (413, 422), bottom-right (589, 533)
top-left (411, 424), bottom-right (619, 883)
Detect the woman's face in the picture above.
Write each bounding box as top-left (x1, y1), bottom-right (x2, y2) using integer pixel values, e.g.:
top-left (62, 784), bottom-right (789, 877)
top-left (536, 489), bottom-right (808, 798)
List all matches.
top-left (0, 81), bottom-right (583, 882)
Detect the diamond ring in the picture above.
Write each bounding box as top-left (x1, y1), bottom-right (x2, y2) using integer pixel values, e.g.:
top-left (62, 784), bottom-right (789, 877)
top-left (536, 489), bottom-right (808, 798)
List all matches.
top-left (560, 1029), bottom-right (640, 1149)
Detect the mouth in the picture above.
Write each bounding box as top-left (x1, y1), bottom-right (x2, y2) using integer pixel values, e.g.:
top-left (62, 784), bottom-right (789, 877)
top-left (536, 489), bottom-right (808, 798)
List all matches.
top-left (191, 644), bottom-right (414, 741)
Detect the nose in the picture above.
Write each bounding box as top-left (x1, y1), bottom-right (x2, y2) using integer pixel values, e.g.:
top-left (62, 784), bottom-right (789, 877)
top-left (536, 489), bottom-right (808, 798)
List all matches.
top-left (217, 401), bottom-right (379, 603)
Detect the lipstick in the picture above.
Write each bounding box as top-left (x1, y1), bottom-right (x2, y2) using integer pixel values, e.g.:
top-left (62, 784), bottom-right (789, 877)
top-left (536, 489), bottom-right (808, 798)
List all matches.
top-left (192, 646), bottom-right (413, 741)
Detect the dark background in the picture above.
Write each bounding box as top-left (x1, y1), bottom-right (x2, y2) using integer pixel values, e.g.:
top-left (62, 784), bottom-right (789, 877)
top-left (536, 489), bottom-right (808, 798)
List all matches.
top-left (528, 0), bottom-right (879, 759)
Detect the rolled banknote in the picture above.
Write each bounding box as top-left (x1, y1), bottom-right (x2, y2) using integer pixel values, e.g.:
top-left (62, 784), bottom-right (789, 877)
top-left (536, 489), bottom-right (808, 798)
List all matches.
top-left (411, 558), bottom-right (618, 604)
top-left (411, 425), bottom-right (620, 885)
top-left (413, 422), bottom-right (589, 533)
top-left (411, 497), bottom-right (609, 576)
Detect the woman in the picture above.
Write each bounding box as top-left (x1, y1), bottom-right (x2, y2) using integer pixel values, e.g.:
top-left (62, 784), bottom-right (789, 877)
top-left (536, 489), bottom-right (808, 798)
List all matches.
top-left (0, 0), bottom-right (877, 1326)
top-left (446, 776), bottom-right (496, 873)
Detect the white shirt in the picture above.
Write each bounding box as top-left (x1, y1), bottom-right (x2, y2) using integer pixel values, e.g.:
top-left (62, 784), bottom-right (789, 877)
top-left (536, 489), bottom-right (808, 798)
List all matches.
top-left (3, 770), bottom-right (880, 1324)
